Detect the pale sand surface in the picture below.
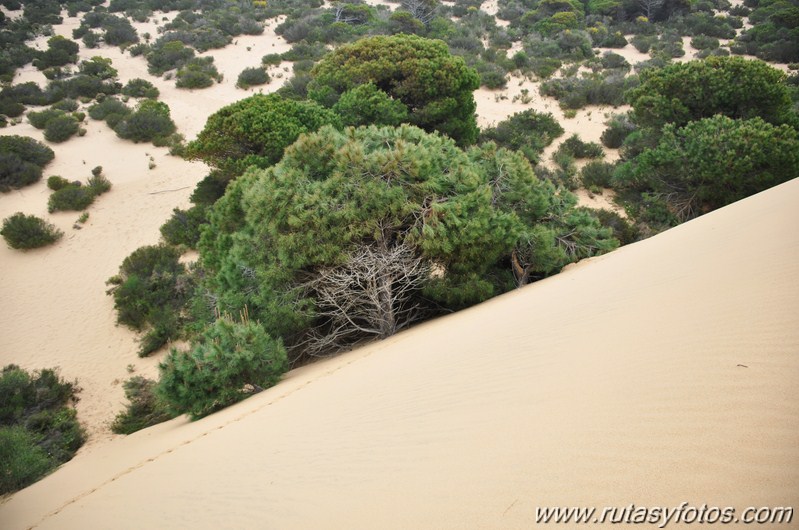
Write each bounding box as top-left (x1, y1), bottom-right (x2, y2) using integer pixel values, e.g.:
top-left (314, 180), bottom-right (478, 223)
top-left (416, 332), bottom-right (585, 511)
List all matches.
top-left (2, 177), bottom-right (797, 528)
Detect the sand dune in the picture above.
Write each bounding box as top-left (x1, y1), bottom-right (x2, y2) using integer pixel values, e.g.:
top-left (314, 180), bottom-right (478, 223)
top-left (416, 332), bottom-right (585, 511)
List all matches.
top-left (2, 177), bottom-right (797, 529)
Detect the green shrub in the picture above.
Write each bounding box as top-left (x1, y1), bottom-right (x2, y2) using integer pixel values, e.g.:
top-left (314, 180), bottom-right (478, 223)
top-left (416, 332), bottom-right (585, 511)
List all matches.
top-left (160, 205), bottom-right (207, 248)
top-left (44, 115), bottom-right (80, 143)
top-left (48, 184), bottom-right (95, 212)
top-left (87, 173), bottom-right (112, 195)
top-left (594, 209), bottom-right (638, 245)
top-left (557, 134), bottom-right (605, 159)
top-left (88, 97), bottom-right (131, 121)
top-left (175, 57), bottom-right (220, 89)
top-left (0, 155), bottom-right (44, 192)
top-left (28, 108), bottom-right (65, 129)
top-left (1, 213), bottom-right (63, 249)
top-left (107, 245), bottom-right (191, 355)
top-left (479, 109), bottom-right (564, 164)
top-left (111, 376), bottom-right (176, 434)
top-left (51, 98), bottom-right (79, 112)
top-left (0, 426), bottom-right (52, 494)
top-left (601, 113), bottom-right (636, 148)
top-left (236, 67), bottom-right (270, 89)
top-left (580, 160), bottom-right (616, 188)
top-left (122, 78), bottom-right (159, 99)
top-left (114, 100), bottom-right (176, 143)
top-left (0, 365), bottom-right (84, 495)
top-left (158, 316), bottom-right (289, 419)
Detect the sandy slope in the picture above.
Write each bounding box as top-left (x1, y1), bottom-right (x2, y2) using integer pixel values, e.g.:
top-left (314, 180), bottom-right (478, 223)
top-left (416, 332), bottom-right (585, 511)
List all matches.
top-left (2, 177), bottom-right (797, 529)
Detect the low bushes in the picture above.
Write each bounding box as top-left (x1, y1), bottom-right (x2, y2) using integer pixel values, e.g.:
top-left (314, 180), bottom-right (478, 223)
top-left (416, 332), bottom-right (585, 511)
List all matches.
top-left (113, 100), bottom-right (176, 144)
top-left (44, 115), bottom-right (81, 143)
top-left (236, 67), bottom-right (270, 89)
top-left (1, 213), bottom-right (63, 249)
top-left (556, 134), bottom-right (605, 159)
top-left (479, 109), bottom-right (564, 163)
top-left (0, 365), bottom-right (84, 495)
top-left (122, 78), bottom-right (159, 99)
top-left (0, 136), bottom-right (55, 192)
top-left (48, 171), bottom-right (112, 213)
top-left (107, 245), bottom-right (193, 356)
top-left (111, 376), bottom-right (176, 434)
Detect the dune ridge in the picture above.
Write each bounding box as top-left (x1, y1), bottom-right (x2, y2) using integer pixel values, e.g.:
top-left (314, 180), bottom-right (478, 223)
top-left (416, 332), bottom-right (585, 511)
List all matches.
top-left (1, 177), bottom-right (797, 529)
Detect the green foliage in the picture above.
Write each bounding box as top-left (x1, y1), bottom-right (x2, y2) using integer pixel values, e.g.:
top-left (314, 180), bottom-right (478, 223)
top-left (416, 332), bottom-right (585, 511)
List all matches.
top-left (615, 115), bottom-right (799, 223)
top-left (197, 125), bottom-right (615, 359)
top-left (34, 36), bottom-right (80, 70)
top-left (111, 376), bottom-right (176, 434)
top-left (44, 114), bottom-right (80, 143)
top-left (732, 0), bottom-right (799, 62)
top-left (236, 66), bottom-right (270, 89)
top-left (331, 82), bottom-right (410, 127)
top-left (88, 97), bottom-right (132, 121)
top-left (0, 426), bottom-right (52, 494)
top-left (0, 365), bottom-right (84, 495)
top-left (0, 136), bottom-right (54, 192)
top-left (146, 40), bottom-right (195, 76)
top-left (601, 112), bottom-right (636, 148)
top-left (185, 93), bottom-right (340, 180)
top-left (1, 212), bottom-right (63, 249)
top-left (479, 109), bottom-right (565, 164)
top-left (557, 134), bottom-right (605, 159)
top-left (51, 98), bottom-right (79, 112)
top-left (122, 78), bottom-right (159, 99)
top-left (580, 160), bottom-right (615, 188)
top-left (28, 108), bottom-right (65, 130)
top-left (627, 56), bottom-right (795, 128)
top-left (79, 56), bottom-right (118, 80)
top-left (48, 184), bottom-right (95, 213)
top-left (158, 316), bottom-right (288, 419)
top-left (175, 57), bottom-right (221, 89)
top-left (107, 245), bottom-right (192, 355)
top-left (540, 70), bottom-right (638, 109)
top-left (160, 205), bottom-right (207, 248)
top-left (47, 175), bottom-right (71, 191)
top-left (114, 100), bottom-right (177, 143)
top-left (308, 34), bottom-right (480, 145)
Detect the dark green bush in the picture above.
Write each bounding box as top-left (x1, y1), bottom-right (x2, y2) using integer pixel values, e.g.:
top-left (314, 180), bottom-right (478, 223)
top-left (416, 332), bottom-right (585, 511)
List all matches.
top-left (47, 176), bottom-right (71, 191)
top-left (594, 209), bottom-right (638, 245)
top-left (122, 78), bottom-right (159, 99)
top-left (160, 205), bottom-right (207, 248)
top-left (557, 134), bottom-right (605, 159)
top-left (236, 67), bottom-right (270, 89)
top-left (107, 244), bottom-right (192, 355)
top-left (0, 426), bottom-right (52, 494)
top-left (48, 184), bottom-right (95, 212)
top-left (158, 317), bottom-right (289, 419)
top-left (479, 109), bottom-right (565, 164)
top-left (0, 365), bottom-right (84, 495)
top-left (28, 108), bottom-right (65, 129)
top-left (113, 100), bottom-right (176, 143)
top-left (44, 115), bottom-right (80, 143)
top-left (87, 173), bottom-right (112, 195)
top-left (580, 160), bottom-right (616, 188)
top-left (175, 57), bottom-right (220, 89)
top-left (0, 136), bottom-right (54, 192)
top-left (111, 376), bottom-right (176, 434)
top-left (601, 113), bottom-right (637, 148)
top-left (88, 97), bottom-right (131, 121)
top-left (51, 98), bottom-right (79, 112)
top-left (1, 213), bottom-right (63, 249)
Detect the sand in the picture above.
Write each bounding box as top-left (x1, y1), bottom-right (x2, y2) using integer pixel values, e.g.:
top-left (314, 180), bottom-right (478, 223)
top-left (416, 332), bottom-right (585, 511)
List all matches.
top-left (1, 175), bottom-right (797, 529)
